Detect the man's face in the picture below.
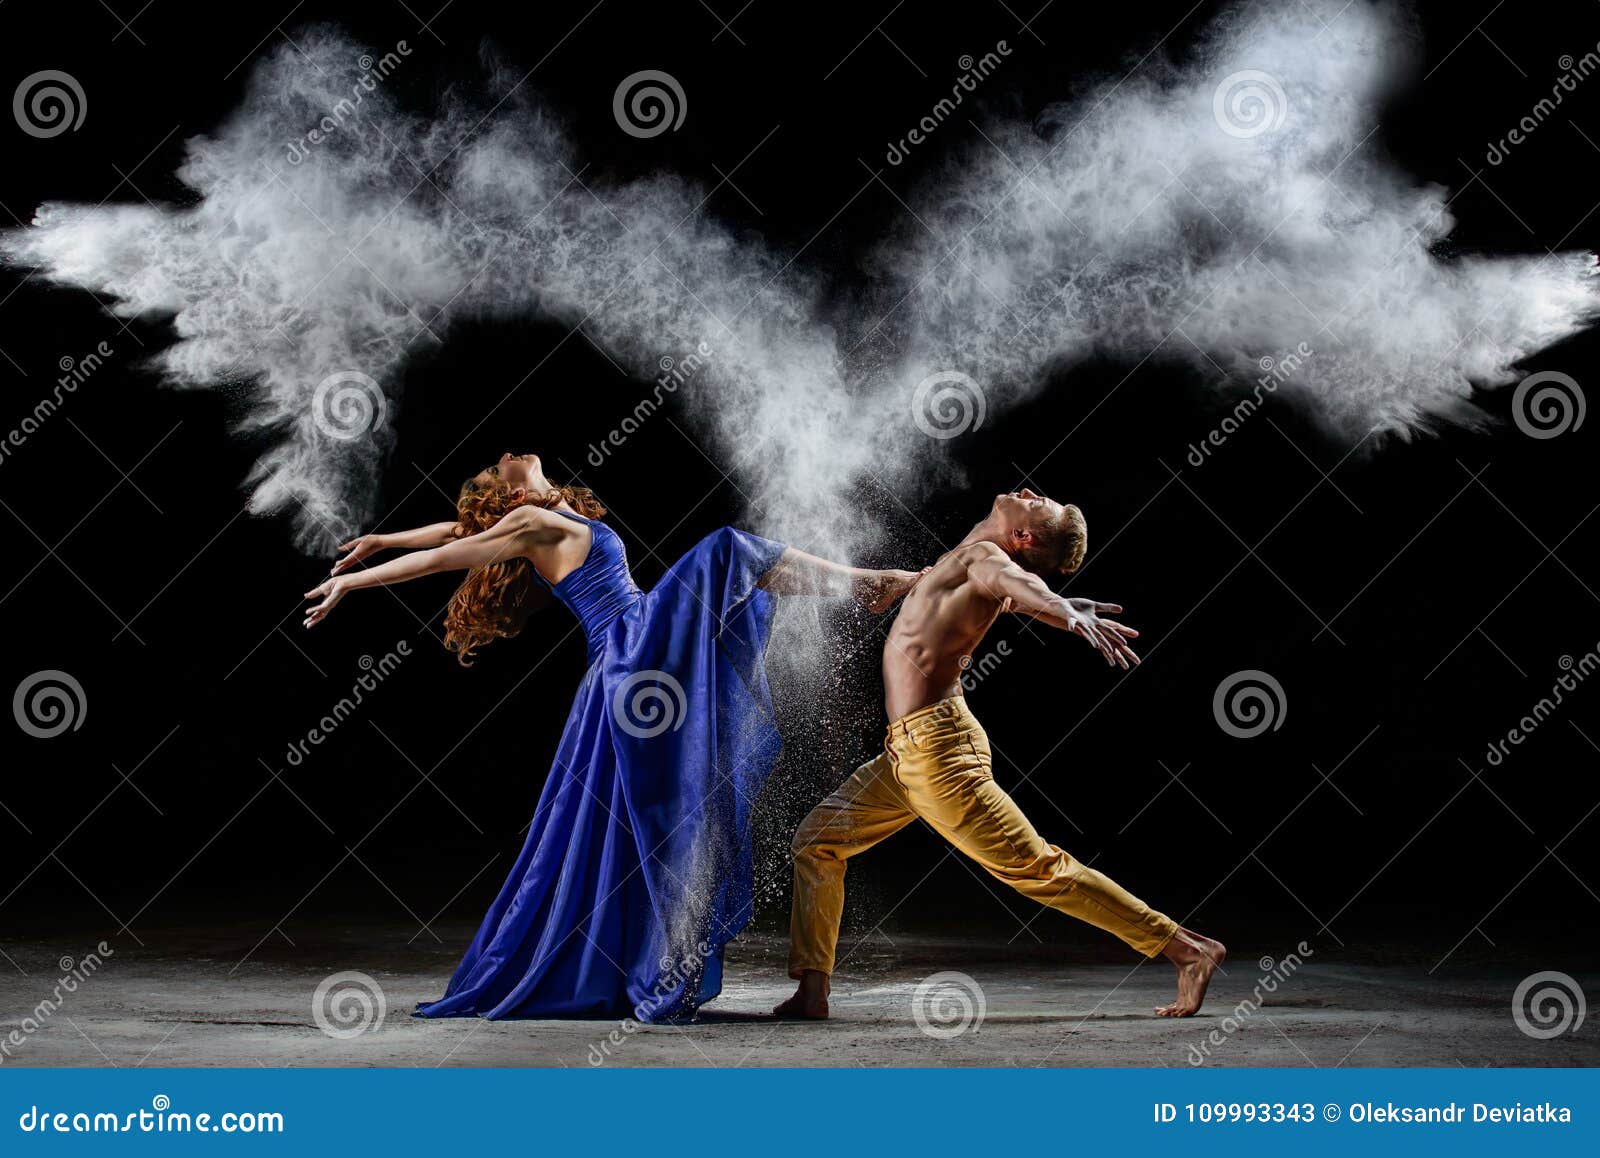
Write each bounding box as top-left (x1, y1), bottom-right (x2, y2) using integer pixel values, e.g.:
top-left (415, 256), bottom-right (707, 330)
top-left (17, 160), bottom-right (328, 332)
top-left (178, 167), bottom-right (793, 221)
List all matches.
top-left (992, 488), bottom-right (1067, 537)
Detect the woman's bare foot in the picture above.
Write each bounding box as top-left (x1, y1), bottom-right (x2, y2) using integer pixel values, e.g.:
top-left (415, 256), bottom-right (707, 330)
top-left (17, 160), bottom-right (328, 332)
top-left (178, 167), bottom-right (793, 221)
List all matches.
top-left (1155, 927), bottom-right (1226, 1017)
top-left (772, 970), bottom-right (830, 1019)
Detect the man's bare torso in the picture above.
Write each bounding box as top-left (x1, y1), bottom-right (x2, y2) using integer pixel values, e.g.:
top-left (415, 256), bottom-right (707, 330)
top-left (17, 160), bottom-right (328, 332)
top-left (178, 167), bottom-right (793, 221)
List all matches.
top-left (883, 545), bottom-right (1009, 721)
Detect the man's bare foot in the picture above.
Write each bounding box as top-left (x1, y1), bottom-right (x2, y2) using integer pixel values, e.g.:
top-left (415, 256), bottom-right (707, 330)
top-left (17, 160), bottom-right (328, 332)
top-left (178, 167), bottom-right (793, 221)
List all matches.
top-left (1155, 927), bottom-right (1226, 1017)
top-left (773, 970), bottom-right (830, 1019)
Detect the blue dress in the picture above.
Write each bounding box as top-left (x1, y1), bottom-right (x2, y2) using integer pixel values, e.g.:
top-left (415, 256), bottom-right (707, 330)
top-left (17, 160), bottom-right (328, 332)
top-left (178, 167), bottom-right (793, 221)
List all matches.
top-left (415, 513), bottom-right (787, 1023)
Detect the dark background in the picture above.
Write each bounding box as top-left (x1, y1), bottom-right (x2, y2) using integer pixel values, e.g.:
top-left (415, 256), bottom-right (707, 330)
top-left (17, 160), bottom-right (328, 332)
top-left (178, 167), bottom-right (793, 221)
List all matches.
top-left (1, 0), bottom-right (1596, 983)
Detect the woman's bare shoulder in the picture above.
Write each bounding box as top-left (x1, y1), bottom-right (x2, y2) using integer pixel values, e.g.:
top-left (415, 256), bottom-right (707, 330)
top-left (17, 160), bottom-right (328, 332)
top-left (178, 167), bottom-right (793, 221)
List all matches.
top-left (504, 504), bottom-right (584, 543)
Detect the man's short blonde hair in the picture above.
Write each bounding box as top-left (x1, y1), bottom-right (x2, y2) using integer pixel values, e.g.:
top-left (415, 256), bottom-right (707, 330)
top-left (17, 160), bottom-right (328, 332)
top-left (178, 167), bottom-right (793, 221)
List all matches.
top-left (1017, 503), bottom-right (1088, 578)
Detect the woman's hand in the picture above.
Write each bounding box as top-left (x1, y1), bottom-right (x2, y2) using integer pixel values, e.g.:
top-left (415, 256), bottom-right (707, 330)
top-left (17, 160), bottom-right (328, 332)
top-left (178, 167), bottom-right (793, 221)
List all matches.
top-left (854, 567), bottom-right (928, 614)
top-left (303, 577), bottom-right (351, 629)
top-left (330, 533), bottom-right (388, 575)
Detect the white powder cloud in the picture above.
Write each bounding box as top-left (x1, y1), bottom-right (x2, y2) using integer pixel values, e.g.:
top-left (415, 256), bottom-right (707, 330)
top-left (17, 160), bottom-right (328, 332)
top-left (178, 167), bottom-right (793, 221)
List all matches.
top-left (5, 2), bottom-right (1594, 559)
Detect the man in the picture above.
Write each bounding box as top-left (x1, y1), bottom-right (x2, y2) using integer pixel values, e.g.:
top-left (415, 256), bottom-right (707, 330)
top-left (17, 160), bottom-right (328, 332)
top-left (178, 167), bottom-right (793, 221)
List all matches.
top-left (776, 489), bottom-right (1225, 1020)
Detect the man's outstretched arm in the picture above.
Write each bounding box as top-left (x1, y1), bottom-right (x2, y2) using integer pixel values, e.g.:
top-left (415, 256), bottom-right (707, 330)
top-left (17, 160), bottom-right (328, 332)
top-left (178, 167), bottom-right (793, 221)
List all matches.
top-left (965, 543), bottom-right (1141, 669)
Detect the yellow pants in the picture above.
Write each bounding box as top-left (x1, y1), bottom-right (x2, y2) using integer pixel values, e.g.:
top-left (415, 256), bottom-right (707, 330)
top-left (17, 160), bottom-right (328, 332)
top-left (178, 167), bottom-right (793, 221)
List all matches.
top-left (789, 696), bottom-right (1178, 977)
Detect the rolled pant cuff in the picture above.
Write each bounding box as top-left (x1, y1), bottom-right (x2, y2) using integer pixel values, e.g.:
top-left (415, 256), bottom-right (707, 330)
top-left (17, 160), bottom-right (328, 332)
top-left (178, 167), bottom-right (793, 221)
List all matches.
top-left (1135, 916), bottom-right (1181, 958)
top-left (787, 959), bottom-right (832, 980)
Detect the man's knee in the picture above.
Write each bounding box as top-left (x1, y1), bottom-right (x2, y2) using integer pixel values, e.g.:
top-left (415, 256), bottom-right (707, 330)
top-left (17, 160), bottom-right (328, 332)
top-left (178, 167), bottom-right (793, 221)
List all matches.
top-left (986, 844), bottom-right (1077, 890)
top-left (790, 813), bottom-right (836, 861)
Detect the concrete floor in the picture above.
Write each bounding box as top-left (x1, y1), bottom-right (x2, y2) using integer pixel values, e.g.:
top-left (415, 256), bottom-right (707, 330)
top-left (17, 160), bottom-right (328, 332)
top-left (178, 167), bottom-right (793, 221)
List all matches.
top-left (2, 924), bottom-right (1594, 1068)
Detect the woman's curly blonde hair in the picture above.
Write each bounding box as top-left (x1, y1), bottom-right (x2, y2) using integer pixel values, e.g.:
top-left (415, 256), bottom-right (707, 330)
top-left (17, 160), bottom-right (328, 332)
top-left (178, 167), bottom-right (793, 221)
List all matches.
top-left (442, 475), bottom-right (606, 666)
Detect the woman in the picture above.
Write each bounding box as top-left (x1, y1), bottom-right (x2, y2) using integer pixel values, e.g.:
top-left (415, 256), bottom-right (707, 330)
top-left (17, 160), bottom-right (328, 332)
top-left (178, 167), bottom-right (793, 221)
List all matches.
top-left (303, 452), bottom-right (918, 1022)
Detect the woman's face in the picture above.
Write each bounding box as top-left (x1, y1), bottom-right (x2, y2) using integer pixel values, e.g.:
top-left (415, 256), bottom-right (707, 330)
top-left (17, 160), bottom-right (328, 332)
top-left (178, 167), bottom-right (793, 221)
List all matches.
top-left (473, 452), bottom-right (548, 493)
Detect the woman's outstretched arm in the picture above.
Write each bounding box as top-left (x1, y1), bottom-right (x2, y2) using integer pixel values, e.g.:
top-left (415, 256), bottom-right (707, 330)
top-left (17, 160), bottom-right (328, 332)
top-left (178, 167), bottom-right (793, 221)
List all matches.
top-left (329, 520), bottom-right (461, 575)
top-left (304, 507), bottom-right (563, 628)
top-left (757, 547), bottom-right (925, 613)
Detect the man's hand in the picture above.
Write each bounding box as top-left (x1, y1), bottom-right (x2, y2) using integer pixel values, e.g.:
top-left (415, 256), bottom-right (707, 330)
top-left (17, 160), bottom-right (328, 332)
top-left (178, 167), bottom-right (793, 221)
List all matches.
top-left (967, 545), bottom-right (1141, 669)
top-left (1062, 598), bottom-right (1141, 669)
